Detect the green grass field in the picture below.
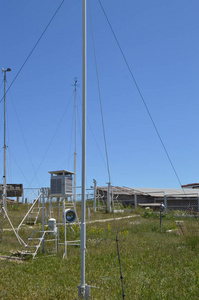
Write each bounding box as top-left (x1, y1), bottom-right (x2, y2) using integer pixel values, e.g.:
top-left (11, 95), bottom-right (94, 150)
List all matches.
top-left (0, 203), bottom-right (199, 299)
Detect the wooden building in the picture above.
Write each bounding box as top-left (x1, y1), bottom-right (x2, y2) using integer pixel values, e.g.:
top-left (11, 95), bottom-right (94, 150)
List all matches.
top-left (96, 186), bottom-right (199, 212)
top-left (0, 184), bottom-right (23, 202)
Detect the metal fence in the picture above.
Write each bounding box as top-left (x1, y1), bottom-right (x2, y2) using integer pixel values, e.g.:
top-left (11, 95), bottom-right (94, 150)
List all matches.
top-left (165, 195), bottom-right (199, 214)
top-left (134, 193), bottom-right (199, 214)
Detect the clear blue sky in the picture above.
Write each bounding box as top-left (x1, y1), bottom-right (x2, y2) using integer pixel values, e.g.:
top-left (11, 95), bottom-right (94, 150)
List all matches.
top-left (1, 0), bottom-right (199, 193)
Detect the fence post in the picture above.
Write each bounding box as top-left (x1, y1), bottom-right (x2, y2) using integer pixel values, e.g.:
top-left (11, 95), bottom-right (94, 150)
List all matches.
top-left (107, 182), bottom-right (111, 213)
top-left (134, 193), bottom-right (137, 210)
top-left (164, 194), bottom-right (167, 213)
top-left (197, 195), bottom-right (199, 213)
top-left (88, 206), bottom-right (91, 221)
top-left (22, 189), bottom-right (24, 204)
top-left (93, 179), bottom-right (97, 212)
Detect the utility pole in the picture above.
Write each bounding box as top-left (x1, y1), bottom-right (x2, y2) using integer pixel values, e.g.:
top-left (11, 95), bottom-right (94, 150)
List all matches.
top-left (2, 68), bottom-right (11, 212)
top-left (107, 182), bottom-right (111, 213)
top-left (78, 0), bottom-right (90, 298)
top-left (74, 78), bottom-right (77, 206)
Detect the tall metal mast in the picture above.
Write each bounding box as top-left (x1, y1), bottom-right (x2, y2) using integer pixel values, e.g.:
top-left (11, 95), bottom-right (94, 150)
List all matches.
top-left (74, 78), bottom-right (77, 206)
top-left (2, 68), bottom-right (11, 212)
top-left (78, 0), bottom-right (90, 298)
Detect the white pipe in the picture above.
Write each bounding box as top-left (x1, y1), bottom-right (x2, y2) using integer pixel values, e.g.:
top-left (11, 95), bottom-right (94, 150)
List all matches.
top-left (26, 189), bottom-right (39, 203)
top-left (63, 197), bottom-right (67, 259)
top-left (42, 188), bottom-right (45, 253)
top-left (2, 207), bottom-right (26, 246)
top-left (74, 79), bottom-right (77, 206)
top-left (80, 0), bottom-right (87, 296)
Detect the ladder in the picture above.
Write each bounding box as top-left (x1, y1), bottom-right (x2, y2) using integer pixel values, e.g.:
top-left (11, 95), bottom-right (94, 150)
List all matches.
top-left (21, 231), bottom-right (45, 259)
top-left (112, 195), bottom-right (124, 213)
top-left (26, 207), bottom-right (41, 225)
top-left (96, 192), bottom-right (107, 212)
top-left (21, 230), bottom-right (57, 259)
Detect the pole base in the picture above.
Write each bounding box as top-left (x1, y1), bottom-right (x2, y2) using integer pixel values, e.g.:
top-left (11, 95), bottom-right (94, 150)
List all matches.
top-left (78, 284), bottom-right (90, 299)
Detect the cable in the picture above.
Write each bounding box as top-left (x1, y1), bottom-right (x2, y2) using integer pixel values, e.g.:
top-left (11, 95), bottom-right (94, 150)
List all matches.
top-left (73, 86), bottom-right (90, 191)
top-left (58, 153), bottom-right (74, 170)
top-left (29, 91), bottom-right (74, 186)
top-left (76, 90), bottom-right (107, 169)
top-left (8, 148), bottom-right (31, 186)
top-left (38, 152), bottom-right (75, 189)
top-left (76, 91), bottom-right (82, 142)
top-left (98, 0), bottom-right (183, 191)
top-left (111, 190), bottom-right (125, 299)
top-left (0, 0), bottom-right (65, 104)
top-left (6, 109), bottom-right (12, 183)
top-left (88, 0), bottom-right (111, 183)
top-left (67, 108), bottom-right (75, 170)
top-left (9, 91), bottom-right (40, 187)
top-left (0, 79), bottom-right (4, 90)
top-left (89, 1), bottom-right (125, 298)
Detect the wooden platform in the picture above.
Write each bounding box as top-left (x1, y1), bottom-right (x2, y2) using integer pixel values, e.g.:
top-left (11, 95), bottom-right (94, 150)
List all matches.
top-left (138, 203), bottom-right (161, 208)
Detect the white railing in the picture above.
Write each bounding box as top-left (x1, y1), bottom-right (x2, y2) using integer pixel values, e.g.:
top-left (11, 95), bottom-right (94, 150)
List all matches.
top-left (17, 193), bottom-right (41, 235)
top-left (2, 207), bottom-right (26, 246)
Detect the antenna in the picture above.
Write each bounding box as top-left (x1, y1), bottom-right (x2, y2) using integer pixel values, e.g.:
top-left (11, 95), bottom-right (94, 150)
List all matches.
top-left (2, 68), bottom-right (11, 212)
top-left (1, 68), bottom-right (11, 242)
top-left (73, 78), bottom-right (77, 206)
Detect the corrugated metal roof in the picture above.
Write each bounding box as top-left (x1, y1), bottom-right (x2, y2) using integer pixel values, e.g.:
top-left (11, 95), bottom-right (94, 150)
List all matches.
top-left (130, 187), bottom-right (199, 198)
top-left (96, 186), bottom-right (199, 198)
top-left (97, 186), bottom-right (135, 195)
top-left (181, 183), bottom-right (199, 188)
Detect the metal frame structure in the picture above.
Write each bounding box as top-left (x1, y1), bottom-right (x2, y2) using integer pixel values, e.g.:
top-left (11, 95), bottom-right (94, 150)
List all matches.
top-left (48, 170), bottom-right (80, 259)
